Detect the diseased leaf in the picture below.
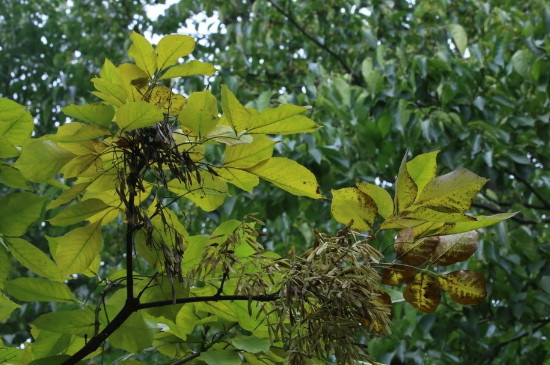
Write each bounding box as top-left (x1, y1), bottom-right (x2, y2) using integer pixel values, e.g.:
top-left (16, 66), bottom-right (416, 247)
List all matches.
top-left (4, 278), bottom-right (74, 302)
top-left (414, 168), bottom-right (488, 213)
top-left (0, 192), bottom-right (47, 237)
top-left (15, 140), bottom-right (76, 182)
top-left (159, 60), bottom-right (217, 80)
top-left (395, 153), bottom-right (417, 212)
top-left (438, 270), bottom-right (486, 305)
top-left (331, 187), bottom-right (377, 231)
top-left (48, 199), bottom-right (110, 226)
top-left (61, 103), bottom-right (115, 128)
top-left (381, 264), bottom-right (417, 286)
top-left (129, 31), bottom-right (157, 77)
top-left (116, 101), bottom-right (164, 132)
top-left (403, 273), bottom-right (441, 313)
top-left (149, 86), bottom-right (187, 114)
top-left (156, 34), bottom-right (195, 71)
top-left (5, 238), bottom-right (62, 280)
top-left (247, 104), bottom-right (320, 135)
top-left (248, 157), bottom-right (322, 199)
top-left (356, 182), bottom-right (394, 219)
top-left (395, 228), bottom-right (439, 266)
top-left (431, 231), bottom-right (478, 266)
top-left (32, 309), bottom-right (95, 337)
top-left (47, 221), bottom-right (103, 275)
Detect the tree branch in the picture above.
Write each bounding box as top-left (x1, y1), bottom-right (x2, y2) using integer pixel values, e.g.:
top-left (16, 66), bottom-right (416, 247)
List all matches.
top-left (265, 0), bottom-right (354, 76)
top-left (505, 168), bottom-right (550, 210)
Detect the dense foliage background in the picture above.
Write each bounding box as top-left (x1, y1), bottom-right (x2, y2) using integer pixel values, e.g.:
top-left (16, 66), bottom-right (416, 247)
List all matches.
top-left (1, 0), bottom-right (549, 363)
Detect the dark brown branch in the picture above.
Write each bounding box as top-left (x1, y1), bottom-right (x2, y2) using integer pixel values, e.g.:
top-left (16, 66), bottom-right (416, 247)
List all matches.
top-left (485, 317), bottom-right (550, 364)
top-left (137, 293), bottom-right (279, 310)
top-left (505, 168), bottom-right (550, 210)
top-left (265, 0), bottom-right (354, 76)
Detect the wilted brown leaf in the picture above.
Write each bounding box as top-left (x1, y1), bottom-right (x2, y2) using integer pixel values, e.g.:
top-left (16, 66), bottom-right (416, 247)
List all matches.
top-left (403, 272), bottom-right (441, 313)
top-left (431, 231), bottom-right (478, 266)
top-left (395, 228), bottom-right (439, 266)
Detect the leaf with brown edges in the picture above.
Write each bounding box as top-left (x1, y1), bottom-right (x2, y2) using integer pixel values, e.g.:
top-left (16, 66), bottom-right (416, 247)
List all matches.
top-left (395, 228), bottom-right (439, 266)
top-left (431, 231), bottom-right (478, 266)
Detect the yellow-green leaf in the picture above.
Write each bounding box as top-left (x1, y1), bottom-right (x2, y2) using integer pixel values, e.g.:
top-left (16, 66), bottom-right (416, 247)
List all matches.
top-left (60, 153), bottom-right (102, 178)
top-left (15, 140), bottom-right (76, 182)
top-left (414, 168), bottom-right (488, 212)
top-left (109, 312), bottom-right (156, 353)
top-left (129, 31), bottom-right (157, 77)
top-left (448, 23), bottom-right (468, 56)
top-left (221, 85), bottom-right (252, 132)
top-left (248, 157), bottom-right (322, 199)
top-left (159, 60), bottom-right (216, 80)
top-left (248, 104), bottom-right (320, 135)
top-left (0, 192), bottom-right (47, 237)
top-left (117, 63), bottom-right (149, 101)
top-left (61, 103), bottom-right (115, 128)
top-left (406, 150), bottom-right (439, 201)
top-left (116, 101), bottom-right (163, 132)
top-left (149, 86), bottom-right (187, 114)
top-left (434, 212), bottom-right (517, 235)
top-left (0, 163), bottom-right (29, 189)
top-left (47, 221), bottom-right (103, 275)
top-left (5, 238), bottom-right (62, 280)
top-left (40, 122), bottom-right (110, 143)
top-left (156, 34), bottom-right (195, 71)
top-left (91, 78), bottom-right (127, 106)
top-left (168, 174), bottom-right (229, 212)
top-left (179, 90), bottom-right (219, 137)
top-left (331, 187), bottom-right (377, 231)
top-left (4, 278), bottom-right (74, 302)
top-left (32, 309), bottom-right (95, 337)
top-left (0, 98), bottom-right (33, 152)
top-left (214, 167), bottom-right (259, 193)
top-left (356, 182), bottom-right (394, 219)
top-left (438, 270), bottom-right (486, 305)
top-left (395, 153), bottom-right (417, 212)
top-left (0, 293), bottom-right (20, 322)
top-left (403, 273), bottom-right (441, 313)
top-left (394, 228), bottom-right (439, 266)
top-left (223, 135), bottom-right (276, 168)
top-left (47, 182), bottom-right (90, 210)
top-left (431, 231), bottom-right (478, 266)
top-left (48, 199), bottom-right (110, 226)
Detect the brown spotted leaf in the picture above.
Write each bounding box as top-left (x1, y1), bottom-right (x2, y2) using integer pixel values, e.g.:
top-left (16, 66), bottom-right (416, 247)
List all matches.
top-left (357, 292), bottom-right (393, 334)
top-left (395, 228), bottom-right (439, 266)
top-left (381, 264), bottom-right (417, 286)
top-left (438, 270), bottom-right (486, 305)
top-left (331, 187), bottom-right (377, 231)
top-left (431, 231), bottom-right (479, 266)
top-left (403, 273), bottom-right (441, 313)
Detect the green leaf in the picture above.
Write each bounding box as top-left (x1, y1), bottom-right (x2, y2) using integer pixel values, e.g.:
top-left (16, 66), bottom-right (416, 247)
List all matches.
top-left (214, 167), bottom-right (259, 193)
top-left (159, 60), bottom-right (216, 80)
top-left (201, 349), bottom-right (241, 365)
top-left (356, 182), bottom-right (394, 219)
top-left (40, 122), bottom-right (110, 142)
top-left (0, 98), bottom-right (33, 150)
top-left (248, 104), bottom-right (320, 135)
top-left (435, 212), bottom-right (517, 235)
top-left (438, 270), bottom-right (486, 305)
top-left (0, 192), bottom-right (47, 237)
top-left (47, 182), bottom-right (90, 210)
top-left (46, 221), bottom-right (103, 275)
top-left (511, 49), bottom-right (535, 79)
top-left (178, 90), bottom-right (219, 137)
top-left (4, 277), bottom-right (74, 302)
top-left (0, 246), bottom-right (10, 287)
top-left (406, 151), bottom-right (439, 201)
top-left (61, 103), bottom-right (115, 128)
top-left (248, 157), bottom-right (322, 199)
top-left (231, 335), bottom-right (271, 353)
top-left (331, 187), bottom-right (377, 231)
top-left (29, 330), bottom-right (71, 359)
top-left (221, 85), bottom-right (252, 132)
top-left (48, 198), bottom-right (110, 226)
top-left (448, 24), bottom-right (468, 56)
top-left (223, 135), bottom-right (276, 168)
top-left (5, 238), bottom-right (62, 280)
top-left (129, 31), bottom-right (157, 77)
top-left (15, 140), bottom-right (76, 182)
top-left (395, 153), bottom-right (417, 212)
top-left (32, 309), bottom-right (95, 337)
top-left (0, 162), bottom-right (30, 189)
top-left (109, 312), bottom-right (156, 353)
top-left (0, 293), bottom-right (20, 322)
top-left (116, 101), bottom-right (164, 132)
top-left (156, 34), bottom-right (195, 71)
